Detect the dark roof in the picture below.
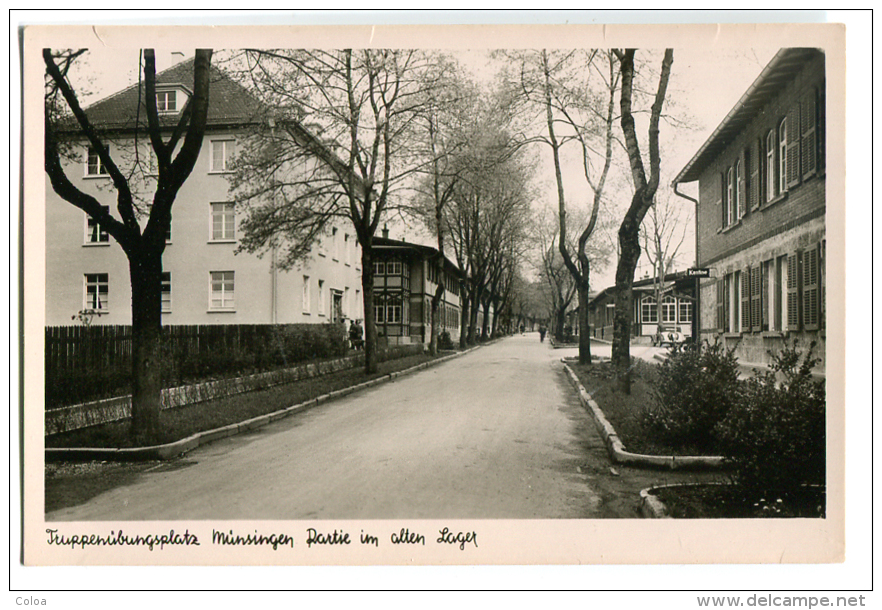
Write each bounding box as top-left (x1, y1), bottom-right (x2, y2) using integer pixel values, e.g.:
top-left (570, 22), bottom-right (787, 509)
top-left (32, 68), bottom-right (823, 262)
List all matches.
top-left (373, 236), bottom-right (464, 278)
top-left (70, 56), bottom-right (262, 133)
top-left (588, 271), bottom-right (693, 308)
top-left (673, 48), bottom-right (823, 184)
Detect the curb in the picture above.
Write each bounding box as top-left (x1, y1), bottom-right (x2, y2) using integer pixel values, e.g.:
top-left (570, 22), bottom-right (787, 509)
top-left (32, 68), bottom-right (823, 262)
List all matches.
top-left (46, 343), bottom-right (487, 463)
top-left (638, 482), bottom-right (733, 518)
top-left (561, 361), bottom-right (725, 471)
top-left (638, 486), bottom-right (672, 518)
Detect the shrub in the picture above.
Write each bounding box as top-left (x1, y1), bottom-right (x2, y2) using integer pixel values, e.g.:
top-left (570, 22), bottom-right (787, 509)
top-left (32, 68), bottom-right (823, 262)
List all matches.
top-left (438, 330), bottom-right (455, 351)
top-left (716, 341), bottom-right (825, 504)
top-left (640, 340), bottom-right (743, 454)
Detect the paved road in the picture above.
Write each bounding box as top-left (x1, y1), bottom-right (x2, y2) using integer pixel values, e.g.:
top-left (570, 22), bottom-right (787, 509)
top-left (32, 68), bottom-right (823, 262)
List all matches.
top-left (48, 335), bottom-right (695, 521)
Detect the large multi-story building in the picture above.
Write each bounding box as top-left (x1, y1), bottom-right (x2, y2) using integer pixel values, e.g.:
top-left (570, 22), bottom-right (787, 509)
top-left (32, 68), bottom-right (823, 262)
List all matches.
top-left (45, 57), bottom-right (364, 327)
top-left (673, 48), bottom-right (826, 371)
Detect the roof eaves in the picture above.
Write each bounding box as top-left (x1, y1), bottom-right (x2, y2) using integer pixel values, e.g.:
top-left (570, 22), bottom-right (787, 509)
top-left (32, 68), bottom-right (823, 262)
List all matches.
top-left (672, 48), bottom-right (821, 185)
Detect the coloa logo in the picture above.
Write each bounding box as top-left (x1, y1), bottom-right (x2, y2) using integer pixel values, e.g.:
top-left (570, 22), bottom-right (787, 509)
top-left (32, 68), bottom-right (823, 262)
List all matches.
top-left (16, 597), bottom-right (47, 606)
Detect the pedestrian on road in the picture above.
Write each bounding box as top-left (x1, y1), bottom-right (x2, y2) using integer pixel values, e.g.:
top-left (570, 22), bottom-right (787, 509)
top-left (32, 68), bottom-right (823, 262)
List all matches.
top-left (539, 325), bottom-right (546, 342)
top-left (519, 323), bottom-right (525, 335)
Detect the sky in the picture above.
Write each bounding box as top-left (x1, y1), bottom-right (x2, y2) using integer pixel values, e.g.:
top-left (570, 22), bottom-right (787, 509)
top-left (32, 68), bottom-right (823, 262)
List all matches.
top-left (63, 45), bottom-right (777, 290)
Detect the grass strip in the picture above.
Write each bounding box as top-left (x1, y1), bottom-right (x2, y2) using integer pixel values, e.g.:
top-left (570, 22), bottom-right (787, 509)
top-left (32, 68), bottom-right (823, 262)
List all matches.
top-left (567, 359), bottom-right (715, 457)
top-left (46, 352), bottom-right (445, 449)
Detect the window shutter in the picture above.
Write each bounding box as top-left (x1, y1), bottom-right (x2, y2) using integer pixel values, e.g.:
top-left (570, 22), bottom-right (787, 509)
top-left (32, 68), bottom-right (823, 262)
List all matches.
top-left (786, 252), bottom-right (801, 330)
top-left (761, 261), bottom-right (770, 331)
top-left (749, 139), bottom-right (760, 210)
top-left (786, 104), bottom-right (801, 189)
top-left (716, 279), bottom-right (725, 331)
top-left (801, 89), bottom-right (818, 179)
top-left (751, 264), bottom-right (762, 332)
top-left (740, 269), bottom-right (750, 332)
top-left (803, 246), bottom-right (820, 330)
top-left (720, 172), bottom-right (726, 229)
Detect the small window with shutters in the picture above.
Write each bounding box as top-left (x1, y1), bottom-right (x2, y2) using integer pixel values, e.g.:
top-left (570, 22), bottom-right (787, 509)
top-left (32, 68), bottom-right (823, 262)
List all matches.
top-left (803, 245), bottom-right (820, 330)
top-left (740, 268), bottom-right (751, 332)
top-left (716, 279), bottom-right (725, 332)
top-left (786, 252), bottom-right (801, 331)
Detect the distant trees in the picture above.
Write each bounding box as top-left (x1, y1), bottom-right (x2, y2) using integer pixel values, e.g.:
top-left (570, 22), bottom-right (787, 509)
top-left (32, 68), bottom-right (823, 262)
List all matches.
top-left (44, 49), bottom-right (213, 440)
top-left (440, 124), bottom-right (534, 347)
top-left (231, 49), bottom-right (452, 373)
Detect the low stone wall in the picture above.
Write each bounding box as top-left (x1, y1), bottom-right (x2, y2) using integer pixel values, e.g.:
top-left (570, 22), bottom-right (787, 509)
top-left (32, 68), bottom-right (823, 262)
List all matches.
top-left (45, 344), bottom-right (424, 436)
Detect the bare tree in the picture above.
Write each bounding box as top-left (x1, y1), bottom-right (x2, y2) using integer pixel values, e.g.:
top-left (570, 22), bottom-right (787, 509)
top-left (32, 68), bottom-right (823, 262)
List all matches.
top-left (611, 48), bottom-right (674, 393)
top-left (44, 49), bottom-right (213, 439)
top-left (500, 49), bottom-right (619, 364)
top-left (640, 187), bottom-right (692, 336)
top-left (231, 49), bottom-right (450, 373)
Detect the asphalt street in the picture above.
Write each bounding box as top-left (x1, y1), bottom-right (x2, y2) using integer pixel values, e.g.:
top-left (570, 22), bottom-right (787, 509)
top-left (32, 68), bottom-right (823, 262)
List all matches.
top-left (47, 334), bottom-right (700, 521)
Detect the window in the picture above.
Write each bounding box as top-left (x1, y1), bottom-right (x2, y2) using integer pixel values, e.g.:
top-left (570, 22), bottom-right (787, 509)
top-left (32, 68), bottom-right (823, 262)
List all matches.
top-left (735, 159), bottom-right (745, 220)
top-left (778, 118), bottom-right (787, 195)
top-left (732, 272), bottom-right (741, 332)
top-left (210, 139), bottom-right (235, 173)
top-left (374, 261), bottom-right (385, 276)
top-left (387, 261), bottom-right (402, 275)
top-left (344, 234), bottom-right (351, 265)
top-left (716, 279), bottom-right (727, 332)
top-left (156, 90), bottom-right (177, 113)
top-left (661, 296), bottom-right (677, 324)
top-left (209, 271), bottom-right (235, 310)
top-left (86, 207), bottom-right (109, 244)
top-left (318, 280), bottom-right (325, 316)
top-left (85, 145), bottom-right (108, 177)
top-left (332, 228), bottom-right (340, 260)
top-left (641, 296), bottom-right (657, 324)
top-left (774, 256), bottom-right (786, 332)
top-left (84, 273), bottom-right (108, 311)
top-left (725, 167), bottom-right (734, 226)
top-left (375, 297), bottom-right (385, 324)
top-left (161, 272), bottom-right (172, 313)
top-left (302, 276), bottom-right (311, 313)
top-left (765, 130), bottom-right (776, 202)
top-left (210, 203), bottom-right (235, 241)
top-left (678, 300), bottom-right (692, 324)
top-left (386, 303), bottom-right (402, 324)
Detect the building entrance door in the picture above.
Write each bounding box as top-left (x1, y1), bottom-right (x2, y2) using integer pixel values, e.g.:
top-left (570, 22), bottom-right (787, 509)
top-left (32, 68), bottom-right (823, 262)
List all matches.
top-left (332, 290), bottom-right (343, 323)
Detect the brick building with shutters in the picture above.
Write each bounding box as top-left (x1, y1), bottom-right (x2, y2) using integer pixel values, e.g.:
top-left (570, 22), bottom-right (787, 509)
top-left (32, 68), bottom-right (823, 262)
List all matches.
top-left (673, 48), bottom-right (826, 373)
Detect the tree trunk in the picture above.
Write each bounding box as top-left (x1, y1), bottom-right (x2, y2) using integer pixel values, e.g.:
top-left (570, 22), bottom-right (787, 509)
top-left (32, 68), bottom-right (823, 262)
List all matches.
top-left (468, 286), bottom-right (482, 344)
top-left (361, 244), bottom-right (378, 374)
top-left (612, 205), bottom-right (646, 393)
top-left (128, 249), bottom-right (164, 440)
top-left (459, 287), bottom-right (470, 349)
top-left (429, 282), bottom-right (443, 356)
top-left (481, 298), bottom-right (490, 340)
top-left (554, 305), bottom-right (566, 341)
top-left (577, 278), bottom-right (592, 365)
